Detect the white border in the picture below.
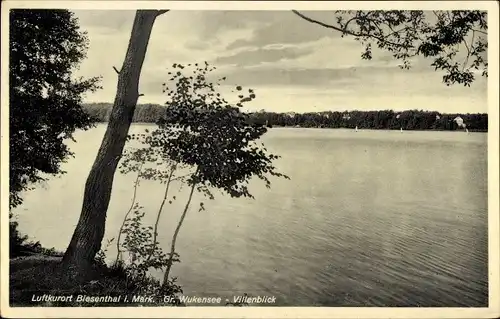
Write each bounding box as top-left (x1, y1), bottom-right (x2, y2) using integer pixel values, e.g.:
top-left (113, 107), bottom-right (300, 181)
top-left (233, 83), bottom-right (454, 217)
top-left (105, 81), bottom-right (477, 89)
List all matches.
top-left (1, 1), bottom-right (499, 318)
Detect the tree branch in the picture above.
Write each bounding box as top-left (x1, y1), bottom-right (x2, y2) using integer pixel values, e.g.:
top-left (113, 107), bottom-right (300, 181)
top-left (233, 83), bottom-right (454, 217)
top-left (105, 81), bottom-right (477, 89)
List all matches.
top-left (432, 10), bottom-right (441, 20)
top-left (171, 170), bottom-right (196, 182)
top-left (291, 10), bottom-right (408, 48)
top-left (157, 9), bottom-right (170, 16)
top-left (471, 28), bottom-right (487, 35)
top-left (292, 10), bottom-right (351, 34)
top-left (112, 66), bottom-right (120, 74)
top-left (342, 16), bottom-right (359, 32)
top-left (462, 38), bottom-right (471, 71)
top-left (446, 11), bottom-right (453, 23)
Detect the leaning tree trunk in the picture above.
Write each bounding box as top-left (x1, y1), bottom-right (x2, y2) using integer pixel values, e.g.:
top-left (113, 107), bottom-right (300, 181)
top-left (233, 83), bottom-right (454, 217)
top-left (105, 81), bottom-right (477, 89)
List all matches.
top-left (62, 10), bottom-right (167, 271)
top-left (163, 168), bottom-right (199, 287)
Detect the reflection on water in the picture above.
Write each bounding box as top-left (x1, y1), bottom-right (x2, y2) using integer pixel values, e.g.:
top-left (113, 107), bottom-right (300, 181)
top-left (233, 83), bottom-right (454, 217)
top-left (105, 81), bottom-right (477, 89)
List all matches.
top-left (14, 126), bottom-right (488, 307)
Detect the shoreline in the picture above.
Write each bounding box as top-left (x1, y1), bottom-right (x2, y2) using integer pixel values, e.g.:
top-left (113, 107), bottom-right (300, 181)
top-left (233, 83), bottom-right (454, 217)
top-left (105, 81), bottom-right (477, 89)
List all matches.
top-left (91, 122), bottom-right (488, 133)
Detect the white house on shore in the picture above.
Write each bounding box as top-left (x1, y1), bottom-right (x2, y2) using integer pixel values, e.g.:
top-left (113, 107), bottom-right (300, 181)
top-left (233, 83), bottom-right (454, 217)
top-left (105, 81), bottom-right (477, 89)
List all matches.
top-left (453, 116), bottom-right (469, 132)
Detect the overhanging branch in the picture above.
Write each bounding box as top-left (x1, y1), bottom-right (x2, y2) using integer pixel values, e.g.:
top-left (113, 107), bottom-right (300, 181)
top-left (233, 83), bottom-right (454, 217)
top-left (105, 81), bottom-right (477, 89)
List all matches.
top-left (292, 10), bottom-right (350, 34)
top-left (471, 28), bottom-right (487, 35)
top-left (291, 10), bottom-right (409, 48)
top-left (462, 38), bottom-right (471, 71)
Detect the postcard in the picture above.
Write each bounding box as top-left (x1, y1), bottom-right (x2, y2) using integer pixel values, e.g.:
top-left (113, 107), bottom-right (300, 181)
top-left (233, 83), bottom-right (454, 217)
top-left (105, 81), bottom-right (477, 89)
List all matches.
top-left (1, 1), bottom-right (499, 318)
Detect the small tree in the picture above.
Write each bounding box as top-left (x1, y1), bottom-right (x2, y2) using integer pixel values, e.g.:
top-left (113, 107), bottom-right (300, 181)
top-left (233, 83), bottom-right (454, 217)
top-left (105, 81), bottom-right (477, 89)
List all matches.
top-left (9, 9), bottom-right (101, 209)
top-left (115, 144), bottom-right (184, 267)
top-left (120, 62), bottom-right (289, 287)
top-left (292, 10), bottom-right (488, 86)
top-left (114, 148), bottom-right (145, 263)
top-left (153, 62), bottom-right (290, 285)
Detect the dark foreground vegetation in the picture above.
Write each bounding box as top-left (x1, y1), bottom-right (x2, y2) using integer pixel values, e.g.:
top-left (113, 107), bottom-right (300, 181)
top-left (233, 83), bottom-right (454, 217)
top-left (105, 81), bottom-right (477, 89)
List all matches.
top-left (83, 103), bottom-right (488, 132)
top-left (9, 219), bottom-right (183, 307)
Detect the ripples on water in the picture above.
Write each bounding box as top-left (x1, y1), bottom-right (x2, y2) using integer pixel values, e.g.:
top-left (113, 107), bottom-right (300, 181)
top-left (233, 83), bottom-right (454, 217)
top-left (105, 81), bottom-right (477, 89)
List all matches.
top-left (15, 126), bottom-right (488, 307)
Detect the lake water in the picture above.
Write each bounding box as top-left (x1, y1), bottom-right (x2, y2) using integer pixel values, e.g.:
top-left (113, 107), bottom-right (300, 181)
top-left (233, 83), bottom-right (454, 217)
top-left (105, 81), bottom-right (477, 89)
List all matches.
top-left (13, 124), bottom-right (488, 307)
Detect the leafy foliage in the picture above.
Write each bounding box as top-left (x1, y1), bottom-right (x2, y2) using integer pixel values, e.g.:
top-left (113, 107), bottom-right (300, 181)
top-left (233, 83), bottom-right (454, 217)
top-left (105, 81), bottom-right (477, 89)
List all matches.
top-left (118, 61), bottom-right (290, 285)
top-left (292, 10), bottom-right (488, 86)
top-left (150, 62), bottom-right (290, 199)
top-left (94, 238), bottom-right (115, 268)
top-left (119, 205), bottom-right (177, 277)
top-left (120, 139), bottom-right (184, 183)
top-left (93, 213), bottom-right (183, 303)
top-left (117, 147), bottom-right (184, 287)
top-left (9, 215), bottom-right (43, 258)
top-left (9, 212), bottom-right (63, 258)
top-left (9, 9), bottom-right (101, 208)
top-left (113, 202), bottom-right (183, 300)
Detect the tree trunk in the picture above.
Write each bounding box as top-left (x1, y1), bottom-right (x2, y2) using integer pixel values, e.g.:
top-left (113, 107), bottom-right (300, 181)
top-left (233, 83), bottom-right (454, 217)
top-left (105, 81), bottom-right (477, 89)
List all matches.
top-left (163, 168), bottom-right (199, 287)
top-left (62, 10), bottom-right (162, 271)
top-left (114, 163), bottom-right (143, 264)
top-left (146, 164), bottom-right (176, 263)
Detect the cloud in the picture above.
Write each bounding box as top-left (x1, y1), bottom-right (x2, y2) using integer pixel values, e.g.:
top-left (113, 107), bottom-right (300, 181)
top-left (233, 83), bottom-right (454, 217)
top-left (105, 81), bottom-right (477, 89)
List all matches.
top-left (224, 11), bottom-right (344, 50)
top-left (215, 67), bottom-right (360, 87)
top-left (214, 46), bottom-right (314, 67)
top-left (74, 10), bottom-right (135, 32)
top-left (69, 10), bottom-right (487, 115)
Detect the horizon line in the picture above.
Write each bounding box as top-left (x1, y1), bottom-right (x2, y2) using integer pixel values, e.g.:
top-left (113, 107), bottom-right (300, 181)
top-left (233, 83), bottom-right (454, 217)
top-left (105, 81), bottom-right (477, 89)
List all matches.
top-left (82, 102), bottom-right (489, 115)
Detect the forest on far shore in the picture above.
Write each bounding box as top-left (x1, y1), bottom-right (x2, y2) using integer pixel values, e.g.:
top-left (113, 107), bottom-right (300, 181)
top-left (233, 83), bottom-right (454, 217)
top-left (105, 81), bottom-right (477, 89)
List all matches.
top-left (83, 102), bottom-right (488, 132)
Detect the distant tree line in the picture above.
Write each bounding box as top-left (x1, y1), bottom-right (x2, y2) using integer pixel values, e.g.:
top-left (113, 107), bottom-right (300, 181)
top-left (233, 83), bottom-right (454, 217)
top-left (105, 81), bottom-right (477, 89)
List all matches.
top-left (83, 103), bottom-right (488, 132)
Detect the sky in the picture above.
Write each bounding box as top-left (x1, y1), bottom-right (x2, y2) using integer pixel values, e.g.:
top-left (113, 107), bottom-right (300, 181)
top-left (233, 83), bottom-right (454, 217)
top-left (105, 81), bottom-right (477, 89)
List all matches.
top-left (72, 10), bottom-right (488, 114)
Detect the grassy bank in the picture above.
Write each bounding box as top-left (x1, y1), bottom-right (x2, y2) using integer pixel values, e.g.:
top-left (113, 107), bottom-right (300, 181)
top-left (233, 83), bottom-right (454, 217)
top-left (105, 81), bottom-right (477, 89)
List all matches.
top-left (10, 254), bottom-right (183, 307)
top-left (9, 219), bottom-right (183, 307)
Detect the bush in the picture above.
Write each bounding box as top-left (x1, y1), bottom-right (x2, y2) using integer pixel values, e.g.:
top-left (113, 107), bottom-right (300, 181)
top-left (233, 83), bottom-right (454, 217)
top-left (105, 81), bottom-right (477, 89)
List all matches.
top-left (9, 214), bottom-right (183, 307)
top-left (9, 213), bottom-right (62, 258)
